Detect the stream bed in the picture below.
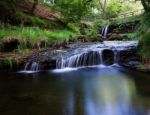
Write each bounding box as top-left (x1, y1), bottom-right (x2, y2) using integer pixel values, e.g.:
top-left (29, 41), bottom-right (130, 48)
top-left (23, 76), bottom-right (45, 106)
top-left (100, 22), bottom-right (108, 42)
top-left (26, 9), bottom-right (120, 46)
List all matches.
top-left (0, 66), bottom-right (150, 115)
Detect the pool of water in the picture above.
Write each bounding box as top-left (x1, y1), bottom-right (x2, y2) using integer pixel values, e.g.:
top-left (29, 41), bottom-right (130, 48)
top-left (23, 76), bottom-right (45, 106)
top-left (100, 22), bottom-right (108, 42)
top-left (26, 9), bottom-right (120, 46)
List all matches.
top-left (0, 66), bottom-right (150, 115)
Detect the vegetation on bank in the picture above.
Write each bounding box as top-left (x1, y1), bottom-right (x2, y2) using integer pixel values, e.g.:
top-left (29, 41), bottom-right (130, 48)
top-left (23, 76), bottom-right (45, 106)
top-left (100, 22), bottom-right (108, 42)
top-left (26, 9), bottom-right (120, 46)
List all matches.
top-left (137, 13), bottom-right (150, 65)
top-left (0, 26), bottom-right (78, 49)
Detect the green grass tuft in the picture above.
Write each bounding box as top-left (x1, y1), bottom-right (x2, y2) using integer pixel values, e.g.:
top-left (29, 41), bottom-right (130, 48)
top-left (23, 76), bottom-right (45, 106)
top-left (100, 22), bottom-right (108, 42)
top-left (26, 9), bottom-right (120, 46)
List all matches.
top-left (0, 26), bottom-right (78, 49)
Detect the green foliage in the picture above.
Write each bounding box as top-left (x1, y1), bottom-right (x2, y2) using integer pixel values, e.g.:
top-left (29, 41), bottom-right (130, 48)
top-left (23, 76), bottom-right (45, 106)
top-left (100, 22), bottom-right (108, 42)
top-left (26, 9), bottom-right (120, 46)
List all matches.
top-left (106, 0), bottom-right (122, 18)
top-left (122, 33), bottom-right (137, 40)
top-left (112, 14), bottom-right (143, 24)
top-left (55, 0), bottom-right (92, 23)
top-left (67, 23), bottom-right (80, 34)
top-left (139, 31), bottom-right (150, 58)
top-left (94, 19), bottom-right (110, 28)
top-left (0, 26), bottom-right (77, 49)
top-left (133, 13), bottom-right (150, 40)
top-left (83, 0), bottom-right (141, 19)
top-left (84, 28), bottom-right (98, 38)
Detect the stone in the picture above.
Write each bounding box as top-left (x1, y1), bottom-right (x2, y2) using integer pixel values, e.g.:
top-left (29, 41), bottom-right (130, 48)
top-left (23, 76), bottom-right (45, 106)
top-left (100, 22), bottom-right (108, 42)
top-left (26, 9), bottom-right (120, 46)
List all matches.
top-left (107, 33), bottom-right (126, 40)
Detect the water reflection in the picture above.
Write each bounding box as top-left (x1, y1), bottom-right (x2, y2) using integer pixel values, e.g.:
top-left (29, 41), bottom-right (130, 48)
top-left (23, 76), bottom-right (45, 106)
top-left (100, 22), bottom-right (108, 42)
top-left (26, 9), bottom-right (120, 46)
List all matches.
top-left (83, 69), bottom-right (135, 115)
top-left (0, 67), bottom-right (150, 115)
top-left (57, 67), bottom-right (137, 115)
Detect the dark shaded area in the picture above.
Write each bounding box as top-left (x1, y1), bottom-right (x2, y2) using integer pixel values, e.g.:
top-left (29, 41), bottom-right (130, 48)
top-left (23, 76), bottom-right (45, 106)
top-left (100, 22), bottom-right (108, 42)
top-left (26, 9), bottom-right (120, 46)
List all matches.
top-left (1, 38), bottom-right (20, 52)
top-left (102, 49), bottom-right (114, 65)
top-left (119, 48), bottom-right (138, 64)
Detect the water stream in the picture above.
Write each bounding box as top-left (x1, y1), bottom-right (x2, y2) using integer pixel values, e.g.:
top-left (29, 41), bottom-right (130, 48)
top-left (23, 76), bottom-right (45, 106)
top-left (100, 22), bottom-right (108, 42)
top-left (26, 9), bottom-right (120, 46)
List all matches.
top-left (1, 40), bottom-right (149, 115)
top-left (101, 25), bottom-right (109, 37)
top-left (56, 41), bottom-right (138, 69)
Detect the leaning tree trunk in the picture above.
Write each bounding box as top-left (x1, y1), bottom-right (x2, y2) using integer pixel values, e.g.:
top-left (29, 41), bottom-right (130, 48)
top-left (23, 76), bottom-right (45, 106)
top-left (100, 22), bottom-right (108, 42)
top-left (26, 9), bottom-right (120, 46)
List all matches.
top-left (141, 0), bottom-right (150, 13)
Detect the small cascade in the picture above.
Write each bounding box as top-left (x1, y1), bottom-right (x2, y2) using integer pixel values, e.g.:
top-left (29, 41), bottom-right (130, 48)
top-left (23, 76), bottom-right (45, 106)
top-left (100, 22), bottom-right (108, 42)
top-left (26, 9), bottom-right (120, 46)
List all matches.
top-left (56, 41), bottom-right (138, 69)
top-left (24, 62), bottom-right (30, 70)
top-left (57, 51), bottom-right (102, 69)
top-left (113, 50), bottom-right (120, 64)
top-left (24, 62), bottom-right (40, 71)
top-left (101, 25), bottom-right (109, 37)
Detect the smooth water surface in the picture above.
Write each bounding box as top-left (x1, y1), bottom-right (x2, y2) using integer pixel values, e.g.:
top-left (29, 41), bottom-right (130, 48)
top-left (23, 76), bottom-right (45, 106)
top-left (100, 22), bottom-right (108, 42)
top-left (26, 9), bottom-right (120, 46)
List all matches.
top-left (0, 66), bottom-right (150, 115)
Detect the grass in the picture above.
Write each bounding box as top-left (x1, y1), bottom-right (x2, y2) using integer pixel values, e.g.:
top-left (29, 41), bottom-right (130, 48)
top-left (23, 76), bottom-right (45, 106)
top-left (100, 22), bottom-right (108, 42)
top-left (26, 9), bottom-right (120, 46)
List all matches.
top-left (0, 26), bottom-right (78, 49)
top-left (121, 32), bottom-right (138, 40)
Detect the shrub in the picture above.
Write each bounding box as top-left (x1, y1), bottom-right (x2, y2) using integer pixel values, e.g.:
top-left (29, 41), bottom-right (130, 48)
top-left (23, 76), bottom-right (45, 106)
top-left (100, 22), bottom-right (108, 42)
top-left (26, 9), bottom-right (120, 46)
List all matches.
top-left (67, 23), bottom-right (80, 34)
top-left (139, 31), bottom-right (150, 59)
top-left (94, 19), bottom-right (110, 29)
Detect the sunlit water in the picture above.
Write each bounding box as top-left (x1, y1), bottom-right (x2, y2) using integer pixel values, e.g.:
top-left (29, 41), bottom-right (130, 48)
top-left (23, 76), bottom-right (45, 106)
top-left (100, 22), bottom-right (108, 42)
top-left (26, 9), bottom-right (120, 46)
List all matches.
top-left (0, 66), bottom-right (150, 115)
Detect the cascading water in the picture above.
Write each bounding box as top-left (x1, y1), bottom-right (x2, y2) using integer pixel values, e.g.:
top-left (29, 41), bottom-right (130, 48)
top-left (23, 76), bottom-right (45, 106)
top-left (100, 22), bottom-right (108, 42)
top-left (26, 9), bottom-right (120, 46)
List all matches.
top-left (21, 41), bottom-right (138, 71)
top-left (101, 25), bottom-right (109, 37)
top-left (24, 62), bottom-right (40, 71)
top-left (113, 50), bottom-right (120, 64)
top-left (56, 51), bottom-right (102, 69)
top-left (56, 41), bottom-right (138, 69)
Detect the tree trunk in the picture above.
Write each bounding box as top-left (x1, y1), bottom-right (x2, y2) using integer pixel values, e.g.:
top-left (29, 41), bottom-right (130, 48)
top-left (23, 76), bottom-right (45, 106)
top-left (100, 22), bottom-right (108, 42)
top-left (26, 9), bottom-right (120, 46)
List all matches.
top-left (141, 0), bottom-right (149, 12)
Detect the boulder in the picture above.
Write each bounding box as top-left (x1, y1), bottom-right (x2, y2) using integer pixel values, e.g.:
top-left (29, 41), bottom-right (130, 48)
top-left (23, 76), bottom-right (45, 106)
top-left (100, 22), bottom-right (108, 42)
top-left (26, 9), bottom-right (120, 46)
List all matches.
top-left (119, 49), bottom-right (137, 64)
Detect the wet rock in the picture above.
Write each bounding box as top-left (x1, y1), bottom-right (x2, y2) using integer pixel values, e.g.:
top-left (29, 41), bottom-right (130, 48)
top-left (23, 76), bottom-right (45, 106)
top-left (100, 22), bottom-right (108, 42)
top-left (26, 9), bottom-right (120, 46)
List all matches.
top-left (119, 49), bottom-right (137, 64)
top-left (24, 49), bottom-right (68, 70)
top-left (77, 35), bottom-right (89, 42)
top-left (90, 35), bottom-right (103, 42)
top-left (118, 20), bottom-right (140, 33)
top-left (107, 33), bottom-right (128, 40)
top-left (102, 49), bottom-right (114, 65)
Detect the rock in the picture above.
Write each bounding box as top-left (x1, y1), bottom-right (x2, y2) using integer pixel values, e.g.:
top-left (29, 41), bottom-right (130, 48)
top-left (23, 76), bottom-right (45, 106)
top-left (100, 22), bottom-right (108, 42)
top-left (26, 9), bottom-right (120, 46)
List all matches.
top-left (90, 35), bottom-right (103, 42)
top-left (77, 35), bottom-right (89, 42)
top-left (119, 49), bottom-right (137, 64)
top-left (107, 33), bottom-right (127, 40)
top-left (102, 49), bottom-right (114, 65)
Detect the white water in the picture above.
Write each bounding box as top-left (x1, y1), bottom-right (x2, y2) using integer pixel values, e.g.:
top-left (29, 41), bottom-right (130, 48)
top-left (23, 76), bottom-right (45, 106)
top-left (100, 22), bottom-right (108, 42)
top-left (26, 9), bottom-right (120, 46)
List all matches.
top-left (101, 25), bottom-right (109, 37)
top-left (19, 62), bottom-right (40, 74)
top-left (57, 41), bottom-right (138, 69)
top-left (20, 41), bottom-right (138, 72)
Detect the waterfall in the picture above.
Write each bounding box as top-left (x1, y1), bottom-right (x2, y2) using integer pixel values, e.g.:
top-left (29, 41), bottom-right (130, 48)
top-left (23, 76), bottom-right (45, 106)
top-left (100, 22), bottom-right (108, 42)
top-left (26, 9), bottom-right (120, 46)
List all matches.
top-left (24, 62), bottom-right (40, 71)
top-left (101, 25), bottom-right (109, 37)
top-left (21, 41), bottom-right (138, 71)
top-left (56, 51), bottom-right (102, 69)
top-left (113, 50), bottom-right (120, 64)
top-left (56, 41), bottom-right (138, 69)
